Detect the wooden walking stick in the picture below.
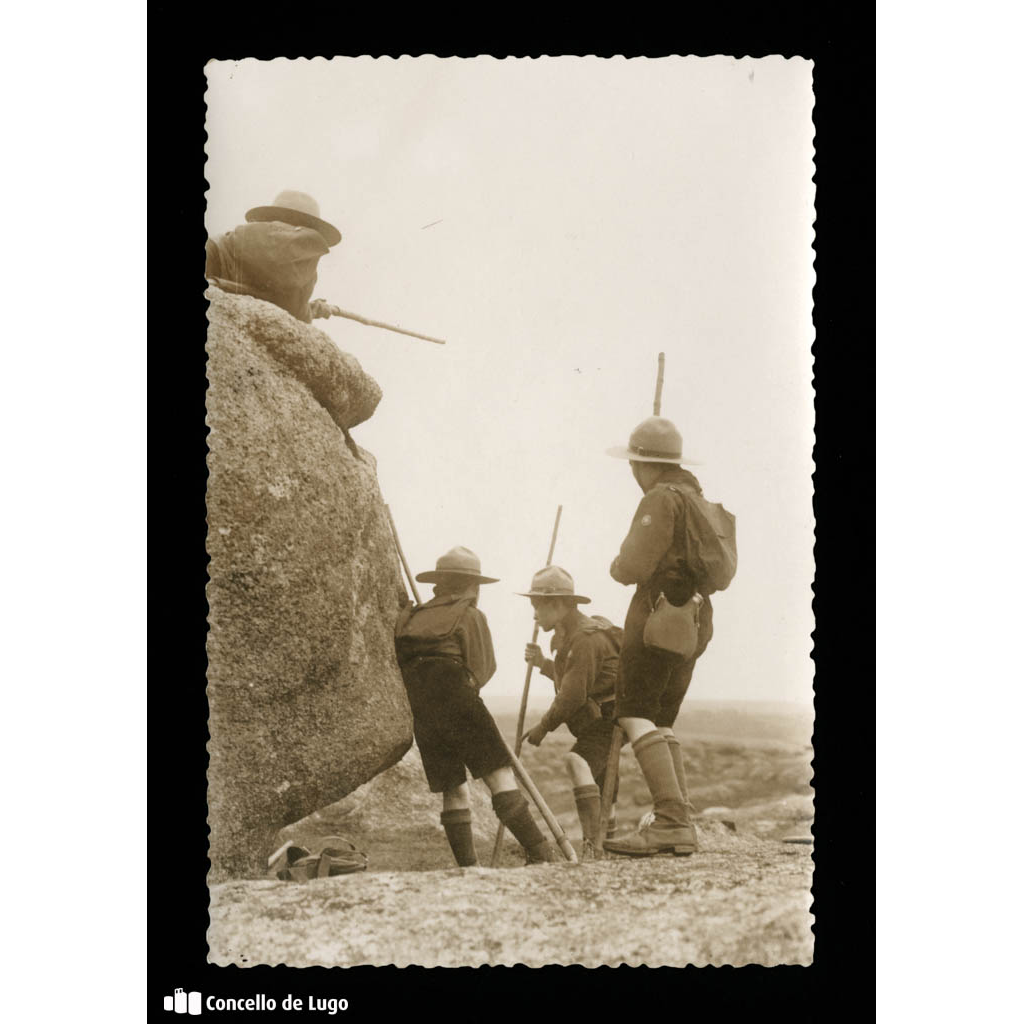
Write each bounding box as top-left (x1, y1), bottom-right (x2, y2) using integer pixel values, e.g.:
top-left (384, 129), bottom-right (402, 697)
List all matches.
top-left (598, 353), bottom-right (667, 853)
top-left (325, 305), bottom-right (446, 345)
top-left (500, 738), bottom-right (579, 863)
top-left (489, 504), bottom-right (563, 866)
top-left (654, 351), bottom-right (665, 416)
top-left (385, 504), bottom-right (422, 605)
top-left (206, 277), bottom-right (446, 344)
top-left (595, 724), bottom-right (624, 854)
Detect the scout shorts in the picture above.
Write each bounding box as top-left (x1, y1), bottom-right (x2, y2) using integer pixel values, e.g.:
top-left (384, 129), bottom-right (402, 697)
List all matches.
top-left (615, 597), bottom-right (713, 727)
top-left (402, 657), bottom-right (511, 793)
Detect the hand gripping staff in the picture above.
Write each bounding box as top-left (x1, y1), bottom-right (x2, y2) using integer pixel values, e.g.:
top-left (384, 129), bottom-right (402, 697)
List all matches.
top-left (207, 277), bottom-right (446, 345)
top-left (490, 505), bottom-right (566, 866)
top-left (596, 353), bottom-right (666, 852)
top-left (385, 505), bottom-right (576, 864)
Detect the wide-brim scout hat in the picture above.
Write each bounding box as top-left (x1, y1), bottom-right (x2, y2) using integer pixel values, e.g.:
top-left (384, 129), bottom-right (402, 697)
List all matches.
top-left (515, 565), bottom-right (591, 604)
top-left (415, 546), bottom-right (499, 584)
top-left (246, 190), bottom-right (343, 247)
top-left (606, 416), bottom-right (700, 465)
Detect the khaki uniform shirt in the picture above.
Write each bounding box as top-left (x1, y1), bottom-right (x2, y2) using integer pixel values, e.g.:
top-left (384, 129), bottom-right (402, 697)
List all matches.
top-left (610, 466), bottom-right (713, 642)
top-left (611, 467), bottom-right (709, 596)
top-left (536, 609), bottom-right (618, 734)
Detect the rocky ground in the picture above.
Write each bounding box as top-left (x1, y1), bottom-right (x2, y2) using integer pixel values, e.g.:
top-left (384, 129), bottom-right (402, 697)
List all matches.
top-left (207, 702), bottom-right (814, 966)
top-left (209, 826), bottom-right (812, 967)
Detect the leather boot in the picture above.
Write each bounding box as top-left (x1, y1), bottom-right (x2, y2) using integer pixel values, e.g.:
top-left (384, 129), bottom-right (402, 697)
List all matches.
top-left (524, 839), bottom-right (558, 864)
top-left (604, 730), bottom-right (698, 857)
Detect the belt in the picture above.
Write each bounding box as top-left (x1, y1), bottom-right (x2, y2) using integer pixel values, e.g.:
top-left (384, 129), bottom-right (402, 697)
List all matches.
top-left (407, 654), bottom-right (464, 668)
top-left (404, 655), bottom-right (479, 690)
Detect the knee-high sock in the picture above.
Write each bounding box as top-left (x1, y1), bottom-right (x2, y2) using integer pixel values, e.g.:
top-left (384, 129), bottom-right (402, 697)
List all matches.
top-left (492, 789), bottom-right (547, 854)
top-left (632, 730), bottom-right (688, 828)
top-left (440, 808), bottom-right (478, 866)
top-left (572, 784), bottom-right (601, 843)
top-left (663, 734), bottom-right (695, 822)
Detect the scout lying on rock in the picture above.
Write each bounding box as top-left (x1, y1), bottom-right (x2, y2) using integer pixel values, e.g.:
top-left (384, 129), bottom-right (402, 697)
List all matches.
top-left (207, 189), bottom-right (445, 343)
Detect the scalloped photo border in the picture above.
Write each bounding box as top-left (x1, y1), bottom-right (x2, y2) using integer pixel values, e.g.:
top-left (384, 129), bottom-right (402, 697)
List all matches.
top-left (203, 54), bottom-right (816, 969)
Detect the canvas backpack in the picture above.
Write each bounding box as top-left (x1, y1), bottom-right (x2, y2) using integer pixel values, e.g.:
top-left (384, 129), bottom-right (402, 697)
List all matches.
top-left (394, 597), bottom-right (475, 666)
top-left (662, 484), bottom-right (738, 594)
top-left (581, 615), bottom-right (624, 653)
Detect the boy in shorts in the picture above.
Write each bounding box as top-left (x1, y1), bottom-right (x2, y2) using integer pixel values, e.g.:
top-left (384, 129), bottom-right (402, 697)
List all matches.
top-left (395, 546), bottom-right (556, 867)
top-left (520, 566), bottom-right (622, 858)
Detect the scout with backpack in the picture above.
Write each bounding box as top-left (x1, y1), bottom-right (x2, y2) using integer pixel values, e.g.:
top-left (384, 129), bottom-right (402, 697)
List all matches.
top-left (600, 413), bottom-right (738, 859)
top-left (516, 566), bottom-right (627, 858)
top-left (390, 546), bottom-right (576, 867)
top-left (394, 595), bottom-right (486, 690)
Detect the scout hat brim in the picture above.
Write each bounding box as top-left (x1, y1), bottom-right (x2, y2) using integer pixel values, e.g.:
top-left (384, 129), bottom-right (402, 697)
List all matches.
top-left (514, 588), bottom-right (591, 604)
top-left (605, 444), bottom-right (701, 466)
top-left (415, 569), bottom-right (500, 585)
top-left (246, 205), bottom-right (343, 247)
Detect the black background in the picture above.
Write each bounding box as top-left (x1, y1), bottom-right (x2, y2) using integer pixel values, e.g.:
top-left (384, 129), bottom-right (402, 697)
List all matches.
top-left (149, 8), bottom-right (874, 1019)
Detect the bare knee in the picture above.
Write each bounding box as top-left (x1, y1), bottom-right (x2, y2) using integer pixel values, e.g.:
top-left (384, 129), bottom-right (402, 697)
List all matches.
top-left (565, 752), bottom-right (595, 788)
top-left (481, 766), bottom-right (517, 794)
top-left (618, 716), bottom-right (657, 744)
top-left (442, 783), bottom-right (472, 811)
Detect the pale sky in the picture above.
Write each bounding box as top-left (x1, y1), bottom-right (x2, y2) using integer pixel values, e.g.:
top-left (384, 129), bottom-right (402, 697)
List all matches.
top-left (205, 56), bottom-right (815, 707)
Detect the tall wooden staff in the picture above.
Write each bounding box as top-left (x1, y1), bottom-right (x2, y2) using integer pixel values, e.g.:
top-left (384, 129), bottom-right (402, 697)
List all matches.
top-left (489, 505), bottom-right (563, 866)
top-left (385, 505), bottom-right (422, 605)
top-left (595, 727), bottom-right (624, 853)
top-left (324, 304), bottom-right (446, 345)
top-left (596, 353), bottom-right (667, 853)
top-left (206, 280), bottom-right (446, 344)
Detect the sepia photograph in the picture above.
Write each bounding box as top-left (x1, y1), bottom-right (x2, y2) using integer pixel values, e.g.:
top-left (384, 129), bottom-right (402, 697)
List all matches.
top-left (203, 55), bottom-right (816, 968)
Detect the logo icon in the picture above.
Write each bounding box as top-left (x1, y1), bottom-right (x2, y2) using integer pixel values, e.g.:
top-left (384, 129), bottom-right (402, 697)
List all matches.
top-left (163, 989), bottom-right (201, 1015)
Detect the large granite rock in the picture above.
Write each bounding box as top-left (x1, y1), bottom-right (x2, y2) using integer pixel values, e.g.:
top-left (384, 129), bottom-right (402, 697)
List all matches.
top-left (206, 288), bottom-right (413, 881)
